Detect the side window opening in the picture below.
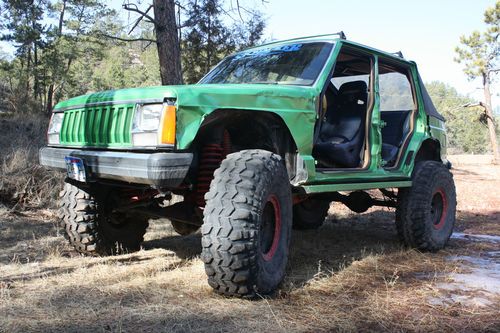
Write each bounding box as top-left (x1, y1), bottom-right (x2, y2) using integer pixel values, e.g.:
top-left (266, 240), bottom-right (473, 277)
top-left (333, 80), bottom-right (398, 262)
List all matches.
top-left (379, 71), bottom-right (415, 111)
top-left (378, 62), bottom-right (416, 167)
top-left (313, 48), bottom-right (373, 169)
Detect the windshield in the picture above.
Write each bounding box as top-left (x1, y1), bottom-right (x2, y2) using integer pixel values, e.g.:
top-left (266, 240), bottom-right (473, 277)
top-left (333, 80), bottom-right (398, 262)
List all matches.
top-left (199, 42), bottom-right (334, 86)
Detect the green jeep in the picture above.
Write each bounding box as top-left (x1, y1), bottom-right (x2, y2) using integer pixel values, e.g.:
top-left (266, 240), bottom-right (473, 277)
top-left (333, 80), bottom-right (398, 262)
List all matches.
top-left (40, 33), bottom-right (456, 297)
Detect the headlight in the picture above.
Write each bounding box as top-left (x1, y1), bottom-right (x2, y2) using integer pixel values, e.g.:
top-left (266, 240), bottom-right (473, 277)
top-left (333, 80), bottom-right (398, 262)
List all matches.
top-left (132, 104), bottom-right (163, 132)
top-left (47, 112), bottom-right (64, 145)
top-left (131, 103), bottom-right (176, 147)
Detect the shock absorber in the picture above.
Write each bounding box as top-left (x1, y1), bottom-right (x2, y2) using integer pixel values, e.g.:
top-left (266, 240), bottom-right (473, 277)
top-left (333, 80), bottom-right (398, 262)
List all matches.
top-left (195, 143), bottom-right (223, 207)
top-left (222, 129), bottom-right (231, 157)
top-left (195, 131), bottom-right (231, 207)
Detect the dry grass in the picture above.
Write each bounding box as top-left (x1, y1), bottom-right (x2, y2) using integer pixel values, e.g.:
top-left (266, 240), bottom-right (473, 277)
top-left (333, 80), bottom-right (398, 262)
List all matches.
top-left (0, 114), bottom-right (63, 209)
top-left (449, 155), bottom-right (500, 236)
top-left (1, 153), bottom-right (499, 332)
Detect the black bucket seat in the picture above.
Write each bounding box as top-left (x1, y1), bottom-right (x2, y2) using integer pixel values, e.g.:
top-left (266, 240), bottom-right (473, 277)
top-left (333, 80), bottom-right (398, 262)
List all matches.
top-left (313, 80), bottom-right (368, 168)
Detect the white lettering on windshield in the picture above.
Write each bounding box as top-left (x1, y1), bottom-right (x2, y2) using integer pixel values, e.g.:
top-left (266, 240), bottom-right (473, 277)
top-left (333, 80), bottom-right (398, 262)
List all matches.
top-left (234, 44), bottom-right (303, 60)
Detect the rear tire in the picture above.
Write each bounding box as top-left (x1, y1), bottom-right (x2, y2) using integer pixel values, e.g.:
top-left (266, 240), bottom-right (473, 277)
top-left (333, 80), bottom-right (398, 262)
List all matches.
top-left (201, 150), bottom-right (292, 297)
top-left (293, 198), bottom-right (330, 230)
top-left (396, 161), bottom-right (456, 251)
top-left (59, 182), bottom-right (149, 255)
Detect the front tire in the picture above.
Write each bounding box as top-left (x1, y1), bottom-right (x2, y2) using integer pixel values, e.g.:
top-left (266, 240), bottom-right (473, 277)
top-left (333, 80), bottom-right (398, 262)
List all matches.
top-left (396, 161), bottom-right (456, 251)
top-left (201, 150), bottom-right (292, 297)
top-left (59, 182), bottom-right (149, 255)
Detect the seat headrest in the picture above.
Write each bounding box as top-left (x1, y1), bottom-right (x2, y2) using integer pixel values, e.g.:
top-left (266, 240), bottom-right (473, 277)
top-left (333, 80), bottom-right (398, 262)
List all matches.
top-left (338, 80), bottom-right (368, 104)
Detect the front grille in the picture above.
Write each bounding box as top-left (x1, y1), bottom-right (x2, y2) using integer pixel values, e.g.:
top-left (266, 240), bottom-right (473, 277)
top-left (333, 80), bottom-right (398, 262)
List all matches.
top-left (60, 104), bottom-right (135, 147)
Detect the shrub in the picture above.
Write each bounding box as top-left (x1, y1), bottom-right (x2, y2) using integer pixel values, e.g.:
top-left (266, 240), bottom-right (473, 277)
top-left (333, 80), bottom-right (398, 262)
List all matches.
top-left (0, 114), bottom-right (63, 208)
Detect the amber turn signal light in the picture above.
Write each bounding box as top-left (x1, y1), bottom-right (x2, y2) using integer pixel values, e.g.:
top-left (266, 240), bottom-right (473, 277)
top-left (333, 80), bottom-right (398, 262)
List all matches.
top-left (160, 105), bottom-right (176, 145)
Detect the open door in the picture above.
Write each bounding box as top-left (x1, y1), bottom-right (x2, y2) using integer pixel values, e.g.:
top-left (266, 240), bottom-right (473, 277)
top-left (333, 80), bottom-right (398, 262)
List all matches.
top-left (377, 59), bottom-right (417, 168)
top-left (313, 47), bottom-right (374, 170)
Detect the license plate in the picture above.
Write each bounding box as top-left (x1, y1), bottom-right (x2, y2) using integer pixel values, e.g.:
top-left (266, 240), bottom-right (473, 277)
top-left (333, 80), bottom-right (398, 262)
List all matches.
top-left (65, 156), bottom-right (86, 182)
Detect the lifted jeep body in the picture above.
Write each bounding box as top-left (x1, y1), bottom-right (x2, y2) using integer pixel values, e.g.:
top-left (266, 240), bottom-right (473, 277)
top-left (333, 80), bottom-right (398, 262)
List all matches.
top-left (40, 33), bottom-right (456, 297)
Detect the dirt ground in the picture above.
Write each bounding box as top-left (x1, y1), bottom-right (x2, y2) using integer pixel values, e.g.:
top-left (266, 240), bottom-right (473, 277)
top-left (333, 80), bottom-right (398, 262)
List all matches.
top-left (0, 155), bottom-right (499, 333)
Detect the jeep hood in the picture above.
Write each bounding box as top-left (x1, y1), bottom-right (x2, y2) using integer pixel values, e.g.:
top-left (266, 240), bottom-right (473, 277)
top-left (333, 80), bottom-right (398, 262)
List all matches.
top-left (54, 84), bottom-right (317, 112)
top-left (53, 84), bottom-right (318, 151)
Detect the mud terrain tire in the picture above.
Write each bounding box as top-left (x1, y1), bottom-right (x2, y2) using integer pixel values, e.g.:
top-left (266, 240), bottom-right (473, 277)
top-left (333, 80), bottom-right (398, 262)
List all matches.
top-left (59, 182), bottom-right (149, 255)
top-left (201, 150), bottom-right (292, 297)
top-left (396, 161), bottom-right (456, 251)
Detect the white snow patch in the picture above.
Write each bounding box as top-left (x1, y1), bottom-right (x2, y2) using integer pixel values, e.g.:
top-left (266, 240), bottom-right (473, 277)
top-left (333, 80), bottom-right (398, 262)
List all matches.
top-left (451, 232), bottom-right (500, 243)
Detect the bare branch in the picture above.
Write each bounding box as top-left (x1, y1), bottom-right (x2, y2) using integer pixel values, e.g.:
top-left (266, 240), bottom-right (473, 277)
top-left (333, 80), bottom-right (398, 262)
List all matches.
top-left (128, 5), bottom-right (153, 35)
top-left (142, 40), bottom-right (154, 51)
top-left (122, 3), bottom-right (158, 25)
top-left (227, 0), bottom-right (256, 22)
top-left (236, 0), bottom-right (243, 21)
top-left (98, 33), bottom-right (157, 44)
top-left (174, 1), bottom-right (187, 11)
top-left (462, 102), bottom-right (486, 108)
top-left (236, 2), bottom-right (254, 16)
top-left (128, 18), bottom-right (143, 35)
top-left (217, 4), bottom-right (238, 22)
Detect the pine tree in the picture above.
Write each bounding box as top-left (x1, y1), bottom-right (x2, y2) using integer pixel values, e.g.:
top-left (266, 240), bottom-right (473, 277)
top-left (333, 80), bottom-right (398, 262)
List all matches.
top-left (455, 1), bottom-right (500, 162)
top-left (118, 0), bottom-right (266, 85)
top-left (426, 81), bottom-right (489, 153)
top-left (1, 0), bottom-right (47, 111)
top-left (43, 0), bottom-right (115, 112)
top-left (181, 0), bottom-right (264, 83)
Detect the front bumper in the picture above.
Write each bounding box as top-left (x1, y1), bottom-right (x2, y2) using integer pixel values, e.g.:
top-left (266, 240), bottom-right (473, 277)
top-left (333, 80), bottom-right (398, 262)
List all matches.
top-left (39, 147), bottom-right (193, 188)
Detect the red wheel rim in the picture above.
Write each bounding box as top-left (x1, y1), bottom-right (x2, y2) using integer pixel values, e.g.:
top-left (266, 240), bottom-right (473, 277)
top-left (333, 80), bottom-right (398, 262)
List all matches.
top-left (431, 188), bottom-right (448, 230)
top-left (261, 195), bottom-right (281, 261)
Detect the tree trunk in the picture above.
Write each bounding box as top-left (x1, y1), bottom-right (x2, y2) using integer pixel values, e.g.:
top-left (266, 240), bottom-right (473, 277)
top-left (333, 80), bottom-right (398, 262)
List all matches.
top-left (47, 0), bottom-right (67, 114)
top-left (206, 14), bottom-right (212, 74)
top-left (33, 43), bottom-right (39, 103)
top-left (483, 73), bottom-right (499, 163)
top-left (153, 0), bottom-right (183, 85)
top-left (47, 84), bottom-right (54, 114)
top-left (58, 0), bottom-right (66, 33)
top-left (26, 47), bottom-right (31, 94)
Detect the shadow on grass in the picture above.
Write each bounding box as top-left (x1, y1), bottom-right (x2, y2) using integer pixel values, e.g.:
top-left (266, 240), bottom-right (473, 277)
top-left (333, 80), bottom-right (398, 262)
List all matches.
top-left (3, 209), bottom-right (500, 333)
top-left (140, 208), bottom-right (500, 287)
top-left (0, 213), bottom-right (59, 250)
top-left (3, 207), bottom-right (499, 283)
top-left (451, 166), bottom-right (481, 177)
top-left (141, 209), bottom-right (402, 287)
top-left (2, 303), bottom-right (272, 333)
top-left (143, 232), bottom-right (202, 260)
top-left (286, 209), bottom-right (401, 286)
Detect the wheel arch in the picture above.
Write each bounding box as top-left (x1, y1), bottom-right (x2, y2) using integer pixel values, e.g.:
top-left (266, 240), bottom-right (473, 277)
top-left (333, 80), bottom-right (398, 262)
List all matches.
top-left (192, 108), bottom-right (303, 182)
top-left (414, 138), bottom-right (442, 164)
